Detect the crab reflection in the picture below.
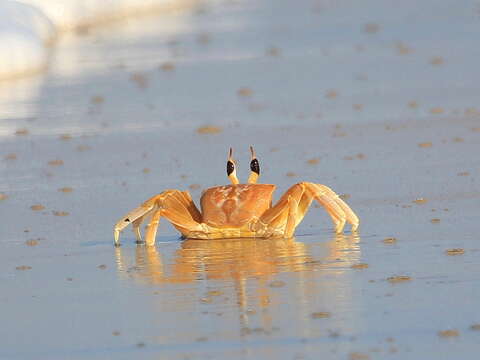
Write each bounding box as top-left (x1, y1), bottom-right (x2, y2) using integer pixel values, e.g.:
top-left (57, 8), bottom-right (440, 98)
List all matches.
top-left (115, 234), bottom-right (361, 332)
top-left (115, 233), bottom-right (360, 287)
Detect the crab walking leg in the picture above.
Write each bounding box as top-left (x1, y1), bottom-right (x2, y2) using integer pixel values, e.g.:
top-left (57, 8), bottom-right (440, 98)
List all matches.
top-left (114, 190), bottom-right (203, 245)
top-left (285, 195), bottom-right (299, 238)
top-left (308, 183), bottom-right (359, 231)
top-left (144, 210), bottom-right (162, 246)
top-left (303, 183), bottom-right (351, 233)
top-left (114, 201), bottom-right (156, 245)
top-left (142, 206), bottom-right (205, 245)
top-left (144, 192), bottom-right (205, 245)
top-left (180, 191), bottom-right (202, 223)
top-left (132, 218), bottom-right (144, 242)
top-left (257, 185), bottom-right (305, 236)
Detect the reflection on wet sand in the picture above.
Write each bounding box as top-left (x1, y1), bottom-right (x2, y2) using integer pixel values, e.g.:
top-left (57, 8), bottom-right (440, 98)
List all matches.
top-left (115, 233), bottom-right (361, 305)
top-left (115, 234), bottom-right (361, 337)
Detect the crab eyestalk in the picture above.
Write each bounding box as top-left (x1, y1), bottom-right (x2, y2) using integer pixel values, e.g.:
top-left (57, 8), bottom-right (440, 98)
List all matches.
top-left (247, 145), bottom-right (260, 184)
top-left (227, 147), bottom-right (239, 184)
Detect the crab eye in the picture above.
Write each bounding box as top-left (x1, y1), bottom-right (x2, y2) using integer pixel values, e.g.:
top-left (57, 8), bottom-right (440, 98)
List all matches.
top-left (250, 158), bottom-right (260, 175)
top-left (227, 160), bottom-right (235, 176)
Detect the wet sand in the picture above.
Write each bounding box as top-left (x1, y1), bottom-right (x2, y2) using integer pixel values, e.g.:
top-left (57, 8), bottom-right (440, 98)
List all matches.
top-left (1, 0), bottom-right (480, 359)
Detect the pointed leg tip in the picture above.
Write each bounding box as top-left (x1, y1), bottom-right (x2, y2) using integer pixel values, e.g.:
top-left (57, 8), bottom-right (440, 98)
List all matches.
top-left (114, 229), bottom-right (120, 246)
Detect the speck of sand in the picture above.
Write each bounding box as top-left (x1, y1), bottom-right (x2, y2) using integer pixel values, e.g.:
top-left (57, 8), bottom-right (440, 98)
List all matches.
top-left (470, 324), bottom-right (480, 331)
top-left (189, 184), bottom-right (201, 190)
top-left (445, 248), bottom-right (465, 256)
top-left (387, 276), bottom-right (412, 284)
top-left (159, 62), bottom-right (175, 71)
top-left (286, 171), bottom-right (296, 177)
top-left (142, 168), bottom-right (150, 174)
top-left (15, 128), bottom-right (29, 136)
top-left (5, 153), bottom-right (17, 160)
top-left (351, 263), bottom-right (369, 269)
top-left (307, 158), bottom-right (320, 165)
top-left (269, 280), bottom-right (286, 288)
top-left (112, 331), bottom-right (121, 336)
top-left (30, 204), bottom-right (45, 211)
top-left (200, 297), bottom-right (213, 304)
top-left (452, 137), bottom-right (464, 143)
top-left (196, 32), bottom-right (211, 44)
top-left (430, 56), bottom-right (444, 65)
top-left (196, 125), bottom-right (222, 134)
top-left (363, 22), bottom-right (380, 34)
top-left (91, 95), bottom-right (104, 104)
top-left (339, 194), bottom-right (351, 200)
top-left (349, 352), bottom-right (370, 360)
top-left (430, 107), bottom-right (444, 114)
top-left (311, 312), bottom-right (331, 319)
top-left (48, 159), bottom-right (64, 166)
top-left (353, 104), bottom-right (364, 111)
top-left (465, 108), bottom-right (479, 116)
top-left (457, 172), bottom-right (469, 176)
top-left (325, 89), bottom-right (338, 99)
top-left (395, 41), bottom-right (412, 55)
top-left (0, 193), bottom-right (7, 201)
top-left (408, 101), bottom-right (419, 109)
top-left (130, 73), bottom-right (149, 89)
top-left (237, 87), bottom-right (253, 97)
top-left (438, 329), bottom-right (459, 338)
top-left (98, 264), bottom-right (107, 270)
top-left (430, 218), bottom-right (441, 224)
top-left (207, 290), bottom-right (223, 297)
top-left (413, 197), bottom-right (427, 204)
top-left (76, 145), bottom-right (91, 151)
top-left (266, 46), bottom-right (281, 57)
top-left (418, 142), bottom-right (432, 148)
top-left (195, 336), bottom-right (208, 342)
top-left (16, 265), bottom-right (32, 271)
top-left (52, 211), bottom-right (69, 216)
top-left (25, 239), bottom-right (39, 246)
top-left (58, 187), bottom-right (74, 193)
top-left (136, 342), bottom-right (146, 348)
top-left (472, 127), bottom-right (480, 132)
top-left (59, 134), bottom-right (72, 140)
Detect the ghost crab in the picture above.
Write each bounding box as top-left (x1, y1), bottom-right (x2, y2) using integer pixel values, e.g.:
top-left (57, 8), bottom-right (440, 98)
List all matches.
top-left (114, 147), bottom-right (359, 246)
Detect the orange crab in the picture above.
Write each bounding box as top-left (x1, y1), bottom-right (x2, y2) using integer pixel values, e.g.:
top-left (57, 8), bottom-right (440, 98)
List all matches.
top-left (114, 147), bottom-right (359, 246)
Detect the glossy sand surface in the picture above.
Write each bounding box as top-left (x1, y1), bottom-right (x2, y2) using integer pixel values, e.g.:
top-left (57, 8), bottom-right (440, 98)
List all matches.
top-left (1, 0), bottom-right (480, 359)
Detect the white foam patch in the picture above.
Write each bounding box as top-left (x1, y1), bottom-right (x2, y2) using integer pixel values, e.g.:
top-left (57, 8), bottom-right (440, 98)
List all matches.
top-left (0, 0), bottom-right (193, 80)
top-left (0, 1), bottom-right (55, 80)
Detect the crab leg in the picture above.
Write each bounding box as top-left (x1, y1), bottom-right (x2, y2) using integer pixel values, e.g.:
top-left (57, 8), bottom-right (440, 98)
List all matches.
top-left (144, 210), bottom-right (162, 246)
top-left (308, 186), bottom-right (346, 233)
top-left (256, 185), bottom-right (305, 237)
top-left (258, 182), bottom-right (359, 236)
top-left (114, 190), bottom-right (204, 246)
top-left (285, 195), bottom-right (299, 238)
top-left (114, 200), bottom-right (156, 246)
top-left (309, 183), bottom-right (359, 232)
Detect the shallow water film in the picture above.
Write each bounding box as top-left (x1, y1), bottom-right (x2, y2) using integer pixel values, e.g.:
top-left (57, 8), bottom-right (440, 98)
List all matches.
top-left (1, 0), bottom-right (480, 359)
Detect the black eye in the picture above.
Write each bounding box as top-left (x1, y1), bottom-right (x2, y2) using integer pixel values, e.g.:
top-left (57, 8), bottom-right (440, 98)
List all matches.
top-left (250, 158), bottom-right (260, 175)
top-left (227, 160), bottom-right (235, 176)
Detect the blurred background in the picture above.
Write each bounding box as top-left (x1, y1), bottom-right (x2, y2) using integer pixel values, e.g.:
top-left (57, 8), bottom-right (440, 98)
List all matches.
top-left (1, 1), bottom-right (480, 359)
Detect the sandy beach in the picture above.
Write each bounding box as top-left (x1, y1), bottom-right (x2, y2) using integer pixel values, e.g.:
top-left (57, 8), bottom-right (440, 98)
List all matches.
top-left (1, 0), bottom-right (480, 359)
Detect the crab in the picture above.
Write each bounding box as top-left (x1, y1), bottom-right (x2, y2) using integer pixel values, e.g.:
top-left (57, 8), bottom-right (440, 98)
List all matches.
top-left (114, 147), bottom-right (359, 246)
